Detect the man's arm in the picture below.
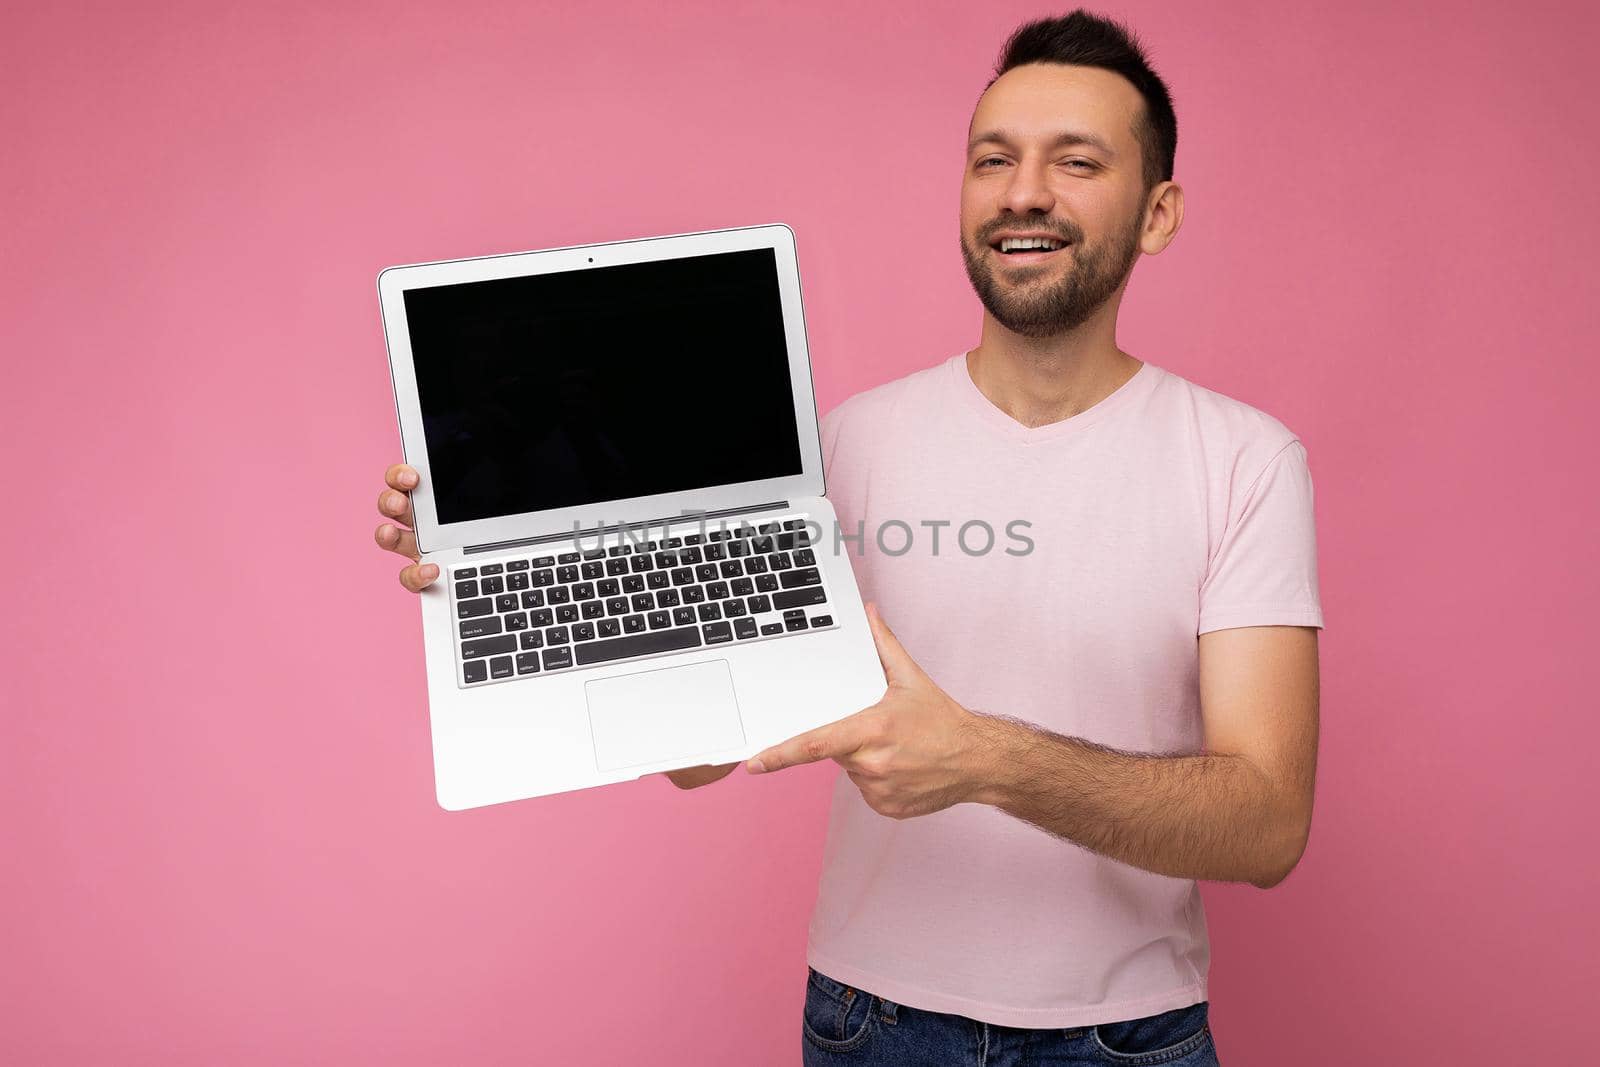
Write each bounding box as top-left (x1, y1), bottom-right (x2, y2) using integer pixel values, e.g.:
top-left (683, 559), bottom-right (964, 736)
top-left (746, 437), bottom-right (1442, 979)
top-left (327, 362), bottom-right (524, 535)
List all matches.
top-left (970, 625), bottom-right (1320, 888)
top-left (747, 608), bottom-right (1320, 890)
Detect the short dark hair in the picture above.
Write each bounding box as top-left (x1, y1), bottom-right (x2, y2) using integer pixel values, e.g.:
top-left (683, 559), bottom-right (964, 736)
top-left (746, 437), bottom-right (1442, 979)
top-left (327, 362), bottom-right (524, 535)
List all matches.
top-left (981, 9), bottom-right (1178, 194)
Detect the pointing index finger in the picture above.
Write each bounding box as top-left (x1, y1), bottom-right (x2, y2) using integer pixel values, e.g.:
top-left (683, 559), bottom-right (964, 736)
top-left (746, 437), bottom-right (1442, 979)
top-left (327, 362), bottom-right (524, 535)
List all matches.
top-left (748, 717), bottom-right (867, 774)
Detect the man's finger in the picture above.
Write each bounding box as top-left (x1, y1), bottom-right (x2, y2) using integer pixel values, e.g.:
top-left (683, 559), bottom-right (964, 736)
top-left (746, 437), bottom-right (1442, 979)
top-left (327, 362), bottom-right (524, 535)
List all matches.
top-left (865, 602), bottom-right (921, 685)
top-left (385, 464), bottom-right (420, 492)
top-left (375, 523), bottom-right (421, 561)
top-left (747, 716), bottom-right (868, 774)
top-left (399, 561), bottom-right (439, 592)
top-left (377, 487), bottom-right (416, 529)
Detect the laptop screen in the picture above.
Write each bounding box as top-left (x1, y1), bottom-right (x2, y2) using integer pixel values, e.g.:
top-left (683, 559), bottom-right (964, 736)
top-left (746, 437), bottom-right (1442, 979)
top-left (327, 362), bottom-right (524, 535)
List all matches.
top-left (402, 247), bottom-right (805, 526)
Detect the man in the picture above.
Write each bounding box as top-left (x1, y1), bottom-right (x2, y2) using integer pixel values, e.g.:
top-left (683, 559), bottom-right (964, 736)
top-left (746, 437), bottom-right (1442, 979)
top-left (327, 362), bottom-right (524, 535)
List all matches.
top-left (373, 10), bottom-right (1321, 1064)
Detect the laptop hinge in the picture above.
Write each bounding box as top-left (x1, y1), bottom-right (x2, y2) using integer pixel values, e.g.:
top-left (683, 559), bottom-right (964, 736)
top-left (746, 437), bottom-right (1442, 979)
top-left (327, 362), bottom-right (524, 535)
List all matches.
top-left (463, 499), bottom-right (791, 557)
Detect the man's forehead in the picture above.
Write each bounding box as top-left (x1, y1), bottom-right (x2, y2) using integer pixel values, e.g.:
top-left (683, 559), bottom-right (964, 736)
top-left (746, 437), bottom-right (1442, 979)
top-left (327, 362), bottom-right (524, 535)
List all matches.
top-left (968, 64), bottom-right (1142, 152)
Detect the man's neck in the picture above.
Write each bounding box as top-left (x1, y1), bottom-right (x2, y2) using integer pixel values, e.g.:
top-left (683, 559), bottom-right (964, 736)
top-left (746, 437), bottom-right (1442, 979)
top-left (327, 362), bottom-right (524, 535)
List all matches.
top-left (966, 320), bottom-right (1143, 430)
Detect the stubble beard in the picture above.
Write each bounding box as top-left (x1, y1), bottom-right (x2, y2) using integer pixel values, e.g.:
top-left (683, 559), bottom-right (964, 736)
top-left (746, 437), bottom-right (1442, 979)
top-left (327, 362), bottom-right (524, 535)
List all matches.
top-left (960, 209), bottom-right (1144, 339)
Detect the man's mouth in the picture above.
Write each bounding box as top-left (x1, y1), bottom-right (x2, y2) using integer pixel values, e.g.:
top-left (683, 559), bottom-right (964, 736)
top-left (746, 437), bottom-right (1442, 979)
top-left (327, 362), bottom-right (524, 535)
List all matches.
top-left (989, 235), bottom-right (1071, 264)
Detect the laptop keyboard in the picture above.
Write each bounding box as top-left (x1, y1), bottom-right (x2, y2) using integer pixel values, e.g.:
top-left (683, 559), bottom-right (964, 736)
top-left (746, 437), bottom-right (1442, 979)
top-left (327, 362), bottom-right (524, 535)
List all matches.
top-left (449, 517), bottom-right (836, 688)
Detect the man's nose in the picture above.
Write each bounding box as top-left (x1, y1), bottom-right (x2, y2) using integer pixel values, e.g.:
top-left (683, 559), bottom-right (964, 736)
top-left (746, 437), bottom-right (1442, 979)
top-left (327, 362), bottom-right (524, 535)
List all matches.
top-left (1000, 160), bottom-right (1056, 214)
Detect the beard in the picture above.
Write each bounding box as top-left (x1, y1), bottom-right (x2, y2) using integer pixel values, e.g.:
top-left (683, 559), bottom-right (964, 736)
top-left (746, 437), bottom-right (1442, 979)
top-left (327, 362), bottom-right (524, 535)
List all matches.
top-left (960, 208), bottom-right (1144, 339)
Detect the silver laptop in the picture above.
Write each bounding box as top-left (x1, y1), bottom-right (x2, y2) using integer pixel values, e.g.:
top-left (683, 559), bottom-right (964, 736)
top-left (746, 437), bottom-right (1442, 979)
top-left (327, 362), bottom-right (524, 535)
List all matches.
top-left (377, 222), bottom-right (887, 810)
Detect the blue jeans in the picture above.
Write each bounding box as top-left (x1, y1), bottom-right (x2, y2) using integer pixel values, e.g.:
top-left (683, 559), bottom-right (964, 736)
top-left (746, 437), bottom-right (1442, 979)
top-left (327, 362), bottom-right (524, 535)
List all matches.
top-left (801, 967), bottom-right (1221, 1066)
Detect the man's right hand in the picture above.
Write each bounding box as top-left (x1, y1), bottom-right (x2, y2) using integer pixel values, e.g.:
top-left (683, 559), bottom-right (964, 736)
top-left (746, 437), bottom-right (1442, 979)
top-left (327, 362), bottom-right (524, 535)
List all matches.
top-left (374, 463), bottom-right (439, 592)
top-left (374, 462), bottom-right (737, 791)
top-left (663, 763), bottom-right (739, 790)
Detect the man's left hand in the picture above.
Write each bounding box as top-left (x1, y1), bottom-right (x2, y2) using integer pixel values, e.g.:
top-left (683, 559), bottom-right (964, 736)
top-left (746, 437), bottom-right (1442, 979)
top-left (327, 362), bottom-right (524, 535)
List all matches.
top-left (745, 602), bottom-right (995, 819)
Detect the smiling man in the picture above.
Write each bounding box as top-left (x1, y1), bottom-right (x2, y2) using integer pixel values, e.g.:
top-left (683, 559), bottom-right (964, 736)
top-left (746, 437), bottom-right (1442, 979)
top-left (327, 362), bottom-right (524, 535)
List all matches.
top-left (373, 10), bottom-right (1321, 1065)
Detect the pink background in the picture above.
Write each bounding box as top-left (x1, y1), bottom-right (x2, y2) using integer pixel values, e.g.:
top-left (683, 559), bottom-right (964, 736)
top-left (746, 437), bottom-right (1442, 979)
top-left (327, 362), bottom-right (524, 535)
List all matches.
top-left (3, 0), bottom-right (1596, 1062)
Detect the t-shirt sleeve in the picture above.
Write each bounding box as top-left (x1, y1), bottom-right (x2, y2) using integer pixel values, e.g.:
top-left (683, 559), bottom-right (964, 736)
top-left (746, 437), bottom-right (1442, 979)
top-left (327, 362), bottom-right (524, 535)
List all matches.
top-left (1197, 438), bottom-right (1325, 635)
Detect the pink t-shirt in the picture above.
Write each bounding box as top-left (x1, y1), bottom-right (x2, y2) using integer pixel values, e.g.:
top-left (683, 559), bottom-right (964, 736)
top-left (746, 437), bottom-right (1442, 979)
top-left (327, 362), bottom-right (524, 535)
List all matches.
top-left (805, 351), bottom-right (1325, 1028)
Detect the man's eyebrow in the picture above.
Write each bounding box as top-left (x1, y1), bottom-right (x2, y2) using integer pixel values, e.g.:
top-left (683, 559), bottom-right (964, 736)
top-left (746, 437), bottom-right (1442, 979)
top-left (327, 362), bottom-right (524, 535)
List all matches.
top-left (966, 128), bottom-right (1116, 157)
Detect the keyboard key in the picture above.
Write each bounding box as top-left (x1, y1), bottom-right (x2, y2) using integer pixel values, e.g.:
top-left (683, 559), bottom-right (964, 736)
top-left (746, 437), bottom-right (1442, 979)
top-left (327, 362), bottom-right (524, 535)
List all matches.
top-left (672, 607), bottom-right (697, 627)
top-left (811, 615), bottom-right (833, 627)
top-left (545, 626), bottom-right (570, 644)
top-left (457, 597), bottom-right (493, 619)
top-left (459, 618), bottom-right (502, 639)
top-left (547, 586), bottom-right (571, 604)
top-left (507, 572), bottom-right (529, 591)
top-left (744, 556), bottom-right (768, 574)
top-left (581, 601), bottom-right (604, 620)
top-left (755, 574), bottom-right (779, 593)
top-left (519, 631), bottom-right (544, 650)
top-left (697, 602), bottom-right (722, 622)
top-left (557, 565), bottom-right (579, 583)
top-left (481, 576), bottom-right (505, 595)
top-left (702, 621), bottom-right (733, 644)
top-left (606, 597), bottom-right (630, 615)
top-left (795, 548), bottom-right (815, 566)
top-left (696, 564), bottom-right (719, 582)
top-left (779, 567), bottom-right (821, 589)
top-left (769, 552), bottom-right (792, 571)
top-left (720, 560), bottom-right (744, 579)
top-left (721, 598), bottom-right (746, 617)
top-left (454, 567), bottom-right (478, 580)
top-left (706, 581), bottom-right (729, 600)
top-left (556, 605), bottom-right (579, 623)
top-left (464, 635), bottom-right (517, 659)
top-left (515, 653), bottom-right (540, 675)
top-left (784, 615), bottom-right (807, 632)
top-left (572, 582), bottom-right (595, 600)
top-left (670, 567), bottom-right (694, 586)
top-left (521, 590), bottom-right (545, 609)
top-left (648, 611), bottom-right (671, 630)
top-left (646, 572), bottom-right (669, 589)
top-left (532, 568), bottom-right (555, 587)
top-left (623, 614), bottom-right (646, 633)
top-left (506, 559), bottom-right (530, 571)
top-left (505, 612), bottom-right (528, 631)
top-left (479, 563), bottom-right (504, 576)
top-left (773, 587), bottom-right (828, 610)
top-left (656, 589), bottom-right (681, 608)
top-left (747, 594), bottom-right (772, 614)
top-left (598, 618), bottom-right (620, 637)
top-left (454, 579), bottom-right (479, 598)
top-left (581, 562), bottom-right (604, 580)
top-left (681, 586), bottom-right (705, 604)
top-left (760, 622), bottom-right (784, 637)
top-left (731, 577), bottom-right (754, 596)
top-left (574, 625), bottom-right (702, 666)
top-left (542, 646), bottom-right (573, 670)
top-left (572, 622), bottom-right (595, 641)
top-left (530, 609), bottom-right (553, 627)
top-left (463, 660), bottom-right (487, 683)
top-left (531, 556), bottom-right (555, 567)
top-left (734, 618), bottom-right (758, 640)
top-left (496, 594), bottom-right (519, 612)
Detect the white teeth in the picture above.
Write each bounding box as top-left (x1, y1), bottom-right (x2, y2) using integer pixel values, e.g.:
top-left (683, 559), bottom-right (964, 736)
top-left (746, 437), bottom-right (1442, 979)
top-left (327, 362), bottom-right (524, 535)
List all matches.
top-left (999, 237), bottom-right (1064, 252)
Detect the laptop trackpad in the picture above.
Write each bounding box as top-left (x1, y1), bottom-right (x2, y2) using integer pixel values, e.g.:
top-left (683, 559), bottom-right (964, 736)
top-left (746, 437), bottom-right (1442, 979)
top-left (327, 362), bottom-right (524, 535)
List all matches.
top-left (586, 660), bottom-right (746, 772)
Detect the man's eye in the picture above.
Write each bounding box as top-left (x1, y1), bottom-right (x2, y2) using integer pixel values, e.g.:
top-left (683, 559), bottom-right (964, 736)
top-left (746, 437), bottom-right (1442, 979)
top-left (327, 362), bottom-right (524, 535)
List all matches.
top-left (976, 158), bottom-right (1095, 170)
